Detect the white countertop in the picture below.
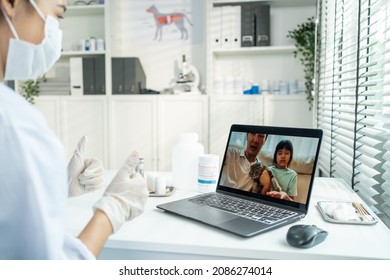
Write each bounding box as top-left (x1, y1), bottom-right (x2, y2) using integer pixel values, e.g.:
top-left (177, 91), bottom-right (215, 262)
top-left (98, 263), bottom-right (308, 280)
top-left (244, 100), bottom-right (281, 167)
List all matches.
top-left (66, 172), bottom-right (390, 259)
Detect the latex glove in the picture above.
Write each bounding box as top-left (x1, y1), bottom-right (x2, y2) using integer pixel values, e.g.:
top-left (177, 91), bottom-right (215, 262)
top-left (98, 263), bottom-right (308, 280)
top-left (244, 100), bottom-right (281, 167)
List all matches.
top-left (67, 136), bottom-right (104, 197)
top-left (93, 150), bottom-right (149, 233)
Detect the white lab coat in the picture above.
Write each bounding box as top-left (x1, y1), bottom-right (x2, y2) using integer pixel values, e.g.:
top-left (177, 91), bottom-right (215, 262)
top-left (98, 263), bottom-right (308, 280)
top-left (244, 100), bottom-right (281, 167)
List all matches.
top-left (0, 83), bottom-right (94, 259)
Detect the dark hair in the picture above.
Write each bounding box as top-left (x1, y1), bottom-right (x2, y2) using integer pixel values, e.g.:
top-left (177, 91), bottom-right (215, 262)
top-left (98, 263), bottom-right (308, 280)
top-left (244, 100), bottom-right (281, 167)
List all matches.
top-left (273, 140), bottom-right (294, 166)
top-left (247, 132), bottom-right (267, 140)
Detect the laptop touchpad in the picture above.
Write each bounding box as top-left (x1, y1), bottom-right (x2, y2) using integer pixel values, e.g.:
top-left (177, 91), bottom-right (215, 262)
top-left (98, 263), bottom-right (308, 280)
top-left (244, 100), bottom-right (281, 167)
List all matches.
top-left (186, 205), bottom-right (237, 224)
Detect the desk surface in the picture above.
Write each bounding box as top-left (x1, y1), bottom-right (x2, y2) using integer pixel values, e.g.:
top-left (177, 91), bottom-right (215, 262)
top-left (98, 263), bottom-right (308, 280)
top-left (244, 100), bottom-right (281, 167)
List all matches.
top-left (66, 172), bottom-right (390, 260)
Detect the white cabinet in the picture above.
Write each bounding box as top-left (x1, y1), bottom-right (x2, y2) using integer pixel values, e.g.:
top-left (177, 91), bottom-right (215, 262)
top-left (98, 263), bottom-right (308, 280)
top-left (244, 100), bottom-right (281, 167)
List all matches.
top-left (209, 96), bottom-right (263, 159)
top-left (34, 2), bottom-right (111, 165)
top-left (34, 97), bottom-right (62, 137)
top-left (263, 95), bottom-right (313, 128)
top-left (207, 0), bottom-right (316, 158)
top-left (207, 0), bottom-right (317, 97)
top-left (61, 97), bottom-right (108, 164)
top-left (109, 95), bottom-right (208, 171)
top-left (109, 96), bottom-right (158, 170)
top-left (44, 2), bottom-right (111, 97)
top-left (157, 95), bottom-right (209, 171)
top-left (209, 95), bottom-right (313, 159)
top-left (32, 1), bottom-right (316, 172)
top-left (34, 96), bottom-right (108, 164)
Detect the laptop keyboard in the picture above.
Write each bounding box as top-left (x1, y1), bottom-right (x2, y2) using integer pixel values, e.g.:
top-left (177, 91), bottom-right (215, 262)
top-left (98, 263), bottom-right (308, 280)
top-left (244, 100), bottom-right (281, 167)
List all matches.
top-left (189, 193), bottom-right (297, 224)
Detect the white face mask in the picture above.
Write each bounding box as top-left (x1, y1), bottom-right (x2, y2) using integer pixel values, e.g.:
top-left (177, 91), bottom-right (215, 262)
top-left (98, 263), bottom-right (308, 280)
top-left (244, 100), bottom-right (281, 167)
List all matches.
top-left (1, 0), bottom-right (63, 81)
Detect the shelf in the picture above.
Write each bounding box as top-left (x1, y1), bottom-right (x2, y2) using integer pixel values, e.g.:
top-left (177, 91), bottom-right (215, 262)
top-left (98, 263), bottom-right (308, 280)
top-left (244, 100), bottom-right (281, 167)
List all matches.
top-left (211, 0), bottom-right (316, 7)
top-left (61, 50), bottom-right (106, 56)
top-left (66, 4), bottom-right (105, 16)
top-left (211, 45), bottom-right (296, 55)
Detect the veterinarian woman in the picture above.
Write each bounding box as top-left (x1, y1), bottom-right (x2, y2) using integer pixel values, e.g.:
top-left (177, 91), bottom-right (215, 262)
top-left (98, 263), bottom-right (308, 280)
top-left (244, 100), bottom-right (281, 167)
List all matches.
top-left (0, 0), bottom-right (148, 259)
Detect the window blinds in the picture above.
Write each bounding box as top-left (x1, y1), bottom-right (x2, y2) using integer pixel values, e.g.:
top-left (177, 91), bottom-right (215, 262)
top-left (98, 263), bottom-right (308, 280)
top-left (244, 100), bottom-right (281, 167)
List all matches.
top-left (316, 0), bottom-right (390, 227)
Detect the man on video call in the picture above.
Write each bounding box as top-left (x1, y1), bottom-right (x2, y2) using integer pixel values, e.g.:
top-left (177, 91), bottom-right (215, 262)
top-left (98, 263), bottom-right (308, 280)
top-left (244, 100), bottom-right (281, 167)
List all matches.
top-left (220, 133), bottom-right (271, 193)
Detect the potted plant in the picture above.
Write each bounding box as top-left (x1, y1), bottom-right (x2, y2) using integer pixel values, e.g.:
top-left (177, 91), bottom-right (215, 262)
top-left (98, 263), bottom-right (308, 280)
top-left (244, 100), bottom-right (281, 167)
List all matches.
top-left (19, 76), bottom-right (45, 104)
top-left (287, 16), bottom-right (316, 109)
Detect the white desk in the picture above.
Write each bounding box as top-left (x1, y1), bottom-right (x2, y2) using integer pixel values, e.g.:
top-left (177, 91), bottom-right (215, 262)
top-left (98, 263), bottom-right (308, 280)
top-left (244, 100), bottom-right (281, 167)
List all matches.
top-left (66, 172), bottom-right (390, 259)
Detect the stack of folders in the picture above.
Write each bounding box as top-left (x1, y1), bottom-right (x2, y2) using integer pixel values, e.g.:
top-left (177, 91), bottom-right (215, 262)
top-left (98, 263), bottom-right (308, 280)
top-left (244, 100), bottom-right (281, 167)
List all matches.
top-left (210, 3), bottom-right (270, 49)
top-left (69, 56), bottom-right (106, 96)
top-left (111, 57), bottom-right (146, 95)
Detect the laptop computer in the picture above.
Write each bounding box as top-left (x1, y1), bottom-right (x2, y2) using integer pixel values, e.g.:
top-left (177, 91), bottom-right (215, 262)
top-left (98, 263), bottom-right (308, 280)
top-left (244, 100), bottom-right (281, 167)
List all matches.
top-left (157, 124), bottom-right (323, 237)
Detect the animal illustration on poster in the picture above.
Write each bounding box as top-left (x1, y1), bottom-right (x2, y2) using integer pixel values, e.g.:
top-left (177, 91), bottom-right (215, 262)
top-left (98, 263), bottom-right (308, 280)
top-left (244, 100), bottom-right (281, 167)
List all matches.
top-left (124, 0), bottom-right (203, 45)
top-left (117, 0), bottom-right (204, 95)
top-left (147, 4), bottom-right (193, 41)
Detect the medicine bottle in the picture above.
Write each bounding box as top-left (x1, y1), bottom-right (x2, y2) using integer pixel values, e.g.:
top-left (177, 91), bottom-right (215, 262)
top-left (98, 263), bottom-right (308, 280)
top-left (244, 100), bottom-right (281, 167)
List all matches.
top-left (89, 37), bottom-right (96, 51)
top-left (198, 154), bottom-right (219, 193)
top-left (85, 39), bottom-right (91, 51)
top-left (136, 157), bottom-right (145, 178)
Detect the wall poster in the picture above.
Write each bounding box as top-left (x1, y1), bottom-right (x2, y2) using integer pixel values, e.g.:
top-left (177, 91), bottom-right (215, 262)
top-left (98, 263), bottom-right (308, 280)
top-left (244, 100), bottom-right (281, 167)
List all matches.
top-left (129, 0), bottom-right (204, 45)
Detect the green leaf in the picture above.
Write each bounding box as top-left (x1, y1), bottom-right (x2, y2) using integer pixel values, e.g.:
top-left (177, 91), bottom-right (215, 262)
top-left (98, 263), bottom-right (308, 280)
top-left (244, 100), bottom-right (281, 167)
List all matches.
top-left (287, 16), bottom-right (316, 109)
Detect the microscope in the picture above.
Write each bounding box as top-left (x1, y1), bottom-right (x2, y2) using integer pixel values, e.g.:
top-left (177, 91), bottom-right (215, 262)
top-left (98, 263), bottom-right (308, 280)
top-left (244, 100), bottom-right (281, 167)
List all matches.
top-left (173, 55), bottom-right (200, 95)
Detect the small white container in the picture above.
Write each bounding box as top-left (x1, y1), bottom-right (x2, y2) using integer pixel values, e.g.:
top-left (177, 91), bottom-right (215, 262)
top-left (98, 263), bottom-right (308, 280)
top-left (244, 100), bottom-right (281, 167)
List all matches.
top-left (96, 38), bottom-right (105, 51)
top-left (146, 173), bottom-right (156, 192)
top-left (198, 154), bottom-right (219, 193)
top-left (155, 176), bottom-right (167, 195)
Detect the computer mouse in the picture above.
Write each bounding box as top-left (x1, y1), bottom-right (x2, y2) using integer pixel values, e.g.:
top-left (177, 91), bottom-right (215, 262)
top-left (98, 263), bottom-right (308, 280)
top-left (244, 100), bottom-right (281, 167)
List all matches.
top-left (286, 224), bottom-right (328, 248)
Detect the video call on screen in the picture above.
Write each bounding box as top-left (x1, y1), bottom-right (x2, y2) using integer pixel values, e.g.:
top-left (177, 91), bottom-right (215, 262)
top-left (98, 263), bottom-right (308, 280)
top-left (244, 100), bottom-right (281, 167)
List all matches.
top-left (220, 131), bottom-right (320, 204)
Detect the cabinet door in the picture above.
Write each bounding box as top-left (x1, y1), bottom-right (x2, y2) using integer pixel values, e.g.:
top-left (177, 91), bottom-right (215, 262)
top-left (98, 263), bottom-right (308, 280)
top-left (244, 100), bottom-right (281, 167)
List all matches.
top-left (34, 97), bottom-right (61, 138)
top-left (110, 96), bottom-right (157, 170)
top-left (263, 95), bottom-right (313, 128)
top-left (157, 96), bottom-right (209, 172)
top-left (61, 97), bottom-right (108, 166)
top-left (209, 96), bottom-right (263, 159)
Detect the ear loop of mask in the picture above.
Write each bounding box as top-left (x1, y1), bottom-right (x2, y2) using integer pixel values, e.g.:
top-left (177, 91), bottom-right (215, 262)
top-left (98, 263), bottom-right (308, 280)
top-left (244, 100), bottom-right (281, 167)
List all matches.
top-left (0, 6), bottom-right (20, 40)
top-left (29, 0), bottom-right (46, 21)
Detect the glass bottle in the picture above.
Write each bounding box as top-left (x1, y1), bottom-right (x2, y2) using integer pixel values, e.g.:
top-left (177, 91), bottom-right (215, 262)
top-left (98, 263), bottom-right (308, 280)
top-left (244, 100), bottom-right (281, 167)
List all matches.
top-left (136, 157), bottom-right (145, 177)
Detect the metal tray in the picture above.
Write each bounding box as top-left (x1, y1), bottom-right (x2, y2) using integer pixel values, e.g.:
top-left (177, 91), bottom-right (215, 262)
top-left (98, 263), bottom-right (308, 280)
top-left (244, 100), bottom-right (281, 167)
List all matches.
top-left (149, 186), bottom-right (175, 197)
top-left (317, 201), bottom-right (378, 225)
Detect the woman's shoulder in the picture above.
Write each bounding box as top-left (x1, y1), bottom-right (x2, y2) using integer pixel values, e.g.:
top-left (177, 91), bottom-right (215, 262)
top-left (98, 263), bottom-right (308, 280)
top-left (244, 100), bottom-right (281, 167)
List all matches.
top-left (0, 83), bottom-right (63, 156)
top-left (1, 83), bottom-right (47, 128)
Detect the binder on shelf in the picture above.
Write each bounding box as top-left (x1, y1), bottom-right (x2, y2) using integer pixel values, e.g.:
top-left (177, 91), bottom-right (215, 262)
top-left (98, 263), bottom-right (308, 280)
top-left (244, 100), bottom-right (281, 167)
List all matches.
top-left (240, 2), bottom-right (256, 47)
top-left (69, 56), bottom-right (106, 96)
top-left (221, 6), bottom-right (234, 48)
top-left (255, 4), bottom-right (270, 46)
top-left (70, 57), bottom-right (83, 96)
top-left (112, 57), bottom-right (146, 95)
top-left (111, 58), bottom-right (124, 94)
top-left (82, 57), bottom-right (95, 95)
top-left (211, 4), bottom-right (241, 49)
top-left (94, 56), bottom-right (106, 95)
top-left (210, 6), bottom-right (222, 48)
top-left (231, 5), bottom-right (241, 48)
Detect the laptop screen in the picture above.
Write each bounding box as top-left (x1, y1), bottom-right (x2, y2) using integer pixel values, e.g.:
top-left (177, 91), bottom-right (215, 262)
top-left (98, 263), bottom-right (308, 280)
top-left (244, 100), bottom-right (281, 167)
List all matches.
top-left (217, 124), bottom-right (322, 212)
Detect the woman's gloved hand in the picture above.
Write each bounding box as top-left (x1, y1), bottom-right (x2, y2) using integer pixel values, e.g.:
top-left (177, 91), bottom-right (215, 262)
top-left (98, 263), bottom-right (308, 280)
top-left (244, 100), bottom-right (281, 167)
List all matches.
top-left (67, 136), bottom-right (104, 197)
top-left (93, 150), bottom-right (149, 233)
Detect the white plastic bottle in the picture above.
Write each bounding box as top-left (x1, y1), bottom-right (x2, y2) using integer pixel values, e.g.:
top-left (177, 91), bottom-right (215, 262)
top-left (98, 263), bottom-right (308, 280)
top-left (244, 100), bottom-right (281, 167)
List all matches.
top-left (172, 133), bottom-right (204, 191)
top-left (198, 154), bottom-right (219, 193)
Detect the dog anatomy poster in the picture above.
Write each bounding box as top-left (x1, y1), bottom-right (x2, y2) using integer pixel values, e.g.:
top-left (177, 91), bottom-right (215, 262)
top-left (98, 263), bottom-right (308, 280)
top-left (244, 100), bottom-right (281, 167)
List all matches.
top-left (127, 0), bottom-right (204, 44)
